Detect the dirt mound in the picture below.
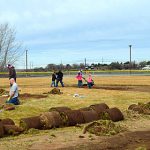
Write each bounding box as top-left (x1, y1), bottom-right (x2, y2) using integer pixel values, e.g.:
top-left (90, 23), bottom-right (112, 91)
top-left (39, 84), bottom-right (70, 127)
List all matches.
top-left (20, 116), bottom-right (42, 130)
top-left (3, 104), bottom-right (15, 111)
top-left (83, 120), bottom-right (123, 136)
top-left (40, 111), bottom-right (63, 129)
top-left (47, 88), bottom-right (62, 95)
top-left (0, 89), bottom-right (7, 96)
top-left (19, 93), bottom-right (48, 99)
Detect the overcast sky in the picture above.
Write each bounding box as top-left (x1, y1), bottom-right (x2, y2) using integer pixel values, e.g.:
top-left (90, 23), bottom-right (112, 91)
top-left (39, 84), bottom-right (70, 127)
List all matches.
top-left (0, 0), bottom-right (150, 68)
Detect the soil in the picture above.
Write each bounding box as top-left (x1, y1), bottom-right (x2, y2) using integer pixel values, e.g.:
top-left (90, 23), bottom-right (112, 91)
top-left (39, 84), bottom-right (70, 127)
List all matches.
top-left (0, 85), bottom-right (150, 149)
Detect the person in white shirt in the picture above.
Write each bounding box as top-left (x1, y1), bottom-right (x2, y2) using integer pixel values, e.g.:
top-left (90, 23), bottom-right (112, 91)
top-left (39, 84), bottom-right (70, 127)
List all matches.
top-left (6, 78), bottom-right (20, 105)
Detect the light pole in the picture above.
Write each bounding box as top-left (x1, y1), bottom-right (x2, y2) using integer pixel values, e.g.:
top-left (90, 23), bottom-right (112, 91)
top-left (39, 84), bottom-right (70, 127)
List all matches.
top-left (26, 50), bottom-right (28, 76)
top-left (129, 45), bottom-right (132, 74)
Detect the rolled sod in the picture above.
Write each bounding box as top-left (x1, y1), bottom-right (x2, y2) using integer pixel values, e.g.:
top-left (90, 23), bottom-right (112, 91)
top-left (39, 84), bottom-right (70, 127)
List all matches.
top-left (49, 106), bottom-right (71, 113)
top-left (128, 104), bottom-right (138, 110)
top-left (105, 107), bottom-right (124, 122)
top-left (79, 107), bottom-right (91, 111)
top-left (3, 125), bottom-right (24, 135)
top-left (20, 116), bottom-right (42, 130)
top-left (81, 110), bottom-right (99, 123)
top-left (1, 118), bottom-right (15, 125)
top-left (0, 121), bottom-right (4, 138)
top-left (61, 110), bottom-right (85, 126)
top-left (132, 106), bottom-right (144, 114)
top-left (89, 103), bottom-right (109, 118)
top-left (40, 111), bottom-right (63, 129)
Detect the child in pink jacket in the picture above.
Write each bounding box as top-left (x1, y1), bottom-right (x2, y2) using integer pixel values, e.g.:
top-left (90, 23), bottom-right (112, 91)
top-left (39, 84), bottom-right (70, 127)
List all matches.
top-left (87, 74), bottom-right (93, 88)
top-left (76, 72), bottom-right (82, 88)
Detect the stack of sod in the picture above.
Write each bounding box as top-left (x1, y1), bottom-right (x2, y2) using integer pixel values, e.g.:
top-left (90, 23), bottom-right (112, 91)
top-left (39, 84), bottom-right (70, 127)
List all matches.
top-left (105, 107), bottom-right (124, 122)
top-left (0, 121), bottom-right (4, 138)
top-left (49, 106), bottom-right (71, 113)
top-left (20, 116), bottom-right (42, 130)
top-left (40, 111), bottom-right (63, 129)
top-left (89, 103), bottom-right (109, 119)
top-left (60, 110), bottom-right (85, 126)
top-left (81, 110), bottom-right (99, 123)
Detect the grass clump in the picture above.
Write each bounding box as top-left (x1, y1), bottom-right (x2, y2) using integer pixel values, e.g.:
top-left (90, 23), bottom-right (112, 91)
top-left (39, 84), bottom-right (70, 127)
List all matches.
top-left (83, 120), bottom-right (125, 136)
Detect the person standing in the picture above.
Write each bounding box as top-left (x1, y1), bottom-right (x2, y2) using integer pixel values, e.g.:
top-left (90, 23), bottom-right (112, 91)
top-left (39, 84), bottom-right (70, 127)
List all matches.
top-left (56, 70), bottom-right (64, 87)
top-left (6, 78), bottom-right (20, 105)
top-left (76, 72), bottom-right (82, 88)
top-left (51, 71), bottom-right (56, 87)
top-left (7, 64), bottom-right (17, 82)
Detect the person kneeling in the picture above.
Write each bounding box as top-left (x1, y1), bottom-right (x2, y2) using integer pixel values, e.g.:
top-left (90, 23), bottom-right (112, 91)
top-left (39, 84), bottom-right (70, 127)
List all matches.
top-left (6, 78), bottom-right (20, 105)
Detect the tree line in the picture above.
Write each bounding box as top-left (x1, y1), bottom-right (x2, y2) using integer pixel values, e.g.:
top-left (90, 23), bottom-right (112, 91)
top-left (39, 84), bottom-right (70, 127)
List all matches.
top-left (31, 61), bottom-right (150, 72)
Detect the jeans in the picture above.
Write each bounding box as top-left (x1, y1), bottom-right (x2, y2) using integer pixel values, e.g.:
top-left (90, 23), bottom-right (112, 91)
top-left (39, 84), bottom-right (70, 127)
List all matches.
top-left (56, 79), bottom-right (64, 87)
top-left (78, 80), bottom-right (82, 87)
top-left (88, 82), bottom-right (92, 89)
top-left (6, 97), bottom-right (20, 105)
top-left (51, 81), bottom-right (56, 87)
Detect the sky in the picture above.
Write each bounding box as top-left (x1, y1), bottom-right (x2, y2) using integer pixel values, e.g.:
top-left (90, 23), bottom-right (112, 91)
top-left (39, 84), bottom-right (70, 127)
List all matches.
top-left (0, 0), bottom-right (150, 69)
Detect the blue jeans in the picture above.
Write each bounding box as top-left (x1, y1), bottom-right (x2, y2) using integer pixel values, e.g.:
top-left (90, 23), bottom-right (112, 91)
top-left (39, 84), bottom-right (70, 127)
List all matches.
top-left (51, 81), bottom-right (56, 87)
top-left (88, 82), bottom-right (92, 89)
top-left (6, 97), bottom-right (20, 105)
top-left (78, 80), bottom-right (82, 87)
top-left (56, 79), bottom-right (64, 87)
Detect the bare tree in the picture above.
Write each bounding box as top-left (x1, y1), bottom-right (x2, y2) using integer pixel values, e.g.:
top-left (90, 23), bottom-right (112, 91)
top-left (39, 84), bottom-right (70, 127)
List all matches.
top-left (0, 23), bottom-right (24, 71)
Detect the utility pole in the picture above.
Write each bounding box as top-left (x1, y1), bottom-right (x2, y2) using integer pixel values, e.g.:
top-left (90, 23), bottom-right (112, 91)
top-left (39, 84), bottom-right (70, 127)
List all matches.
top-left (26, 50), bottom-right (28, 75)
top-left (129, 45), bottom-right (132, 74)
top-left (85, 58), bottom-right (86, 67)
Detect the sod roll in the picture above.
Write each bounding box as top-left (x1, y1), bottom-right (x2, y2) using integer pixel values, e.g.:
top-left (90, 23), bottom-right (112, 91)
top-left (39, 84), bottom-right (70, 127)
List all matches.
top-left (79, 107), bottom-right (91, 111)
top-left (128, 104), bottom-right (138, 110)
top-left (3, 125), bottom-right (24, 135)
top-left (0, 121), bottom-right (4, 138)
top-left (89, 103), bottom-right (109, 118)
top-left (61, 110), bottom-right (85, 126)
top-left (132, 106), bottom-right (144, 114)
top-left (1, 118), bottom-right (15, 125)
top-left (20, 116), bottom-right (42, 130)
top-left (40, 111), bottom-right (63, 129)
top-left (49, 106), bottom-right (71, 113)
top-left (81, 110), bottom-right (99, 123)
top-left (105, 107), bottom-right (124, 122)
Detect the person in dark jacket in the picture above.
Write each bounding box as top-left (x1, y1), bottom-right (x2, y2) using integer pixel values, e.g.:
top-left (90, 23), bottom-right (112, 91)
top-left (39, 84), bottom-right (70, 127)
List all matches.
top-left (51, 71), bottom-right (56, 87)
top-left (7, 64), bottom-right (16, 82)
top-left (56, 70), bottom-right (64, 87)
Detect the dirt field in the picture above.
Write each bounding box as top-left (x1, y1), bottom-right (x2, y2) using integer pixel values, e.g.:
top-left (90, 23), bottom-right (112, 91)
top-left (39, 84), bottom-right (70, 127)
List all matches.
top-left (0, 76), bottom-right (150, 150)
